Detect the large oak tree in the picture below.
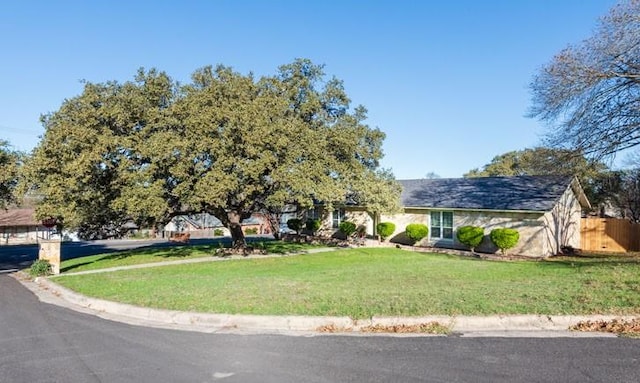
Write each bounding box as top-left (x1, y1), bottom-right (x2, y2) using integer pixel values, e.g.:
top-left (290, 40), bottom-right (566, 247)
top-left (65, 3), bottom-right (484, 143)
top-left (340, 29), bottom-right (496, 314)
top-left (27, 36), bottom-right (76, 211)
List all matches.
top-left (529, 0), bottom-right (640, 158)
top-left (0, 140), bottom-right (22, 209)
top-left (23, 59), bottom-right (400, 246)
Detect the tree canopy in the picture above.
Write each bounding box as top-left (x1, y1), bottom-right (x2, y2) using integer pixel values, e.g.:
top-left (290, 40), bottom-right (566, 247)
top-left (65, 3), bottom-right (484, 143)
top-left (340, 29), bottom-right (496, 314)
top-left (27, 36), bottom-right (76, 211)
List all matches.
top-left (0, 140), bottom-right (22, 209)
top-left (529, 0), bottom-right (640, 159)
top-left (23, 59), bottom-right (400, 245)
top-left (464, 147), bottom-right (607, 178)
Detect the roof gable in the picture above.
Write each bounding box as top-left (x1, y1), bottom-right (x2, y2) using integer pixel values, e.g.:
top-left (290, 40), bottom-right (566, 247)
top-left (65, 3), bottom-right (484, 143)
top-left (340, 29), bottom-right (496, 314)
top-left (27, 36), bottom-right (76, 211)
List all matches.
top-left (399, 175), bottom-right (583, 212)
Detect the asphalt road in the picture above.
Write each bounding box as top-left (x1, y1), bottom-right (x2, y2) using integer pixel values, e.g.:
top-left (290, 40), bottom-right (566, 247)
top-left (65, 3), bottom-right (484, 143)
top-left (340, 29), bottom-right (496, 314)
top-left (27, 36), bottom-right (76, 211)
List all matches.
top-left (1, 274), bottom-right (639, 383)
top-left (0, 237), bottom-right (239, 272)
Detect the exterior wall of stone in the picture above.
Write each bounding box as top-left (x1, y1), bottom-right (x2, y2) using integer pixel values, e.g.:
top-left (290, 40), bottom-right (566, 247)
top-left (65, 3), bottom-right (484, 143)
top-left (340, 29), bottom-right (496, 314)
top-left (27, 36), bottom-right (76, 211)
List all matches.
top-left (315, 207), bottom-right (373, 237)
top-left (381, 208), bottom-right (583, 258)
top-left (380, 209), bottom-right (547, 256)
top-left (541, 185), bottom-right (583, 255)
top-left (311, 185), bottom-right (584, 257)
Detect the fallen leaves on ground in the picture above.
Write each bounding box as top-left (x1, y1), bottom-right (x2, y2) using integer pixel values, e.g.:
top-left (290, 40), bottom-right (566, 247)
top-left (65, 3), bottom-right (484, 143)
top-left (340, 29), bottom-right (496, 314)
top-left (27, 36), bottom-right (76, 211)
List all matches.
top-left (360, 322), bottom-right (450, 334)
top-left (570, 318), bottom-right (640, 337)
top-left (316, 322), bottom-right (450, 334)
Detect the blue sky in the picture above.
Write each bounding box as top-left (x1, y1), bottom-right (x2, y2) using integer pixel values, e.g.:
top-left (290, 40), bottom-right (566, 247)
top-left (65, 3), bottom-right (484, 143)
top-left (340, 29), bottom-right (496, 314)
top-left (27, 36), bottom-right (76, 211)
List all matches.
top-left (0, 0), bottom-right (618, 178)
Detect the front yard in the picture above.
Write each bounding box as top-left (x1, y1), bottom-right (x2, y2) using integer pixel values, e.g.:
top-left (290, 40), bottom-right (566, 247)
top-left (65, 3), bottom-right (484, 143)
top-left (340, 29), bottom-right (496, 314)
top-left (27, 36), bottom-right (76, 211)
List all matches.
top-left (51, 247), bottom-right (640, 319)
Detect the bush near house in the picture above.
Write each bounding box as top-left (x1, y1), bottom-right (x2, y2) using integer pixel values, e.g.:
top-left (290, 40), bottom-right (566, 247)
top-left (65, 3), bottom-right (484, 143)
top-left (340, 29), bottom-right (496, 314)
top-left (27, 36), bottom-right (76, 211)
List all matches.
top-left (406, 223), bottom-right (429, 244)
top-left (287, 218), bottom-right (303, 234)
top-left (306, 219), bottom-right (321, 235)
top-left (490, 228), bottom-right (520, 255)
top-left (376, 222), bottom-right (396, 241)
top-left (456, 226), bottom-right (484, 252)
top-left (245, 227), bottom-right (258, 235)
top-left (339, 221), bottom-right (357, 237)
top-left (214, 228), bottom-right (224, 236)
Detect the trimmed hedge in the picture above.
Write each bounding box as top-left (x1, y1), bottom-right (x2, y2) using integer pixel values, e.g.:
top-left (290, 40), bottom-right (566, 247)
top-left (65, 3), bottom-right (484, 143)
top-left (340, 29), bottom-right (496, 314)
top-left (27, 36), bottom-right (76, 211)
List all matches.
top-left (245, 227), bottom-right (258, 235)
top-left (456, 225), bottom-right (484, 251)
top-left (490, 228), bottom-right (520, 255)
top-left (339, 221), bottom-right (357, 236)
top-left (287, 218), bottom-right (303, 234)
top-left (376, 222), bottom-right (396, 241)
top-left (405, 223), bottom-right (429, 244)
top-left (306, 218), bottom-right (321, 234)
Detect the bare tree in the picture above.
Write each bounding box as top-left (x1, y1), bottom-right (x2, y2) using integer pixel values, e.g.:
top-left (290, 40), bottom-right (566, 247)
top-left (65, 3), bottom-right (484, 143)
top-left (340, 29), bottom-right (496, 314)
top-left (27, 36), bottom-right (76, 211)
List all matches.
top-left (424, 172), bottom-right (441, 179)
top-left (529, 0), bottom-right (640, 159)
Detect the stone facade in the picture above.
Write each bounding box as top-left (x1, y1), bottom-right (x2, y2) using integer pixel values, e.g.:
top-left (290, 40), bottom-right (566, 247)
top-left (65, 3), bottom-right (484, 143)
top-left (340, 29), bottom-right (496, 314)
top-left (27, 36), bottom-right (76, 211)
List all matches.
top-left (372, 184), bottom-right (583, 257)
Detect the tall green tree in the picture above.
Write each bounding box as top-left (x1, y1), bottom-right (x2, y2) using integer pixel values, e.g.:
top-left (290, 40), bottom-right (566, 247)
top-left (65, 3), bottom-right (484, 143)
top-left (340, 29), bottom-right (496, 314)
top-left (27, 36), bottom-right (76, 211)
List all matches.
top-left (23, 60), bottom-right (400, 246)
top-left (464, 147), bottom-right (607, 178)
top-left (529, 0), bottom-right (640, 159)
top-left (0, 140), bottom-right (22, 209)
top-left (22, 69), bottom-right (175, 239)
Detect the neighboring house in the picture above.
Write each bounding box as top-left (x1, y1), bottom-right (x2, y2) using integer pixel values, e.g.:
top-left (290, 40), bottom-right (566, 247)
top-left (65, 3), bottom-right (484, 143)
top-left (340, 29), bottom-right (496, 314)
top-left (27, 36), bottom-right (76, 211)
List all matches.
top-left (310, 176), bottom-right (590, 257)
top-left (0, 208), bottom-right (47, 245)
top-left (162, 213), bottom-right (270, 237)
top-left (163, 213), bottom-right (229, 237)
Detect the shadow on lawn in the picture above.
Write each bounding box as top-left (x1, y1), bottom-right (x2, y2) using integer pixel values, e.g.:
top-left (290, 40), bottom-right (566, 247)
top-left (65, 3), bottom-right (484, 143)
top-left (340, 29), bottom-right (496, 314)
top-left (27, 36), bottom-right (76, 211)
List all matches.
top-left (58, 236), bottom-right (309, 273)
top-left (59, 237), bottom-right (241, 273)
top-left (540, 254), bottom-right (640, 269)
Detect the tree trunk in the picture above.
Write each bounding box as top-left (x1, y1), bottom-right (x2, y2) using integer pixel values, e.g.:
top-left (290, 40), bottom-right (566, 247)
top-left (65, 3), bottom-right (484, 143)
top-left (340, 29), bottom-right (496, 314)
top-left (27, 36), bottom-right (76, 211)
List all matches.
top-left (227, 211), bottom-right (247, 249)
top-left (266, 212), bottom-right (281, 240)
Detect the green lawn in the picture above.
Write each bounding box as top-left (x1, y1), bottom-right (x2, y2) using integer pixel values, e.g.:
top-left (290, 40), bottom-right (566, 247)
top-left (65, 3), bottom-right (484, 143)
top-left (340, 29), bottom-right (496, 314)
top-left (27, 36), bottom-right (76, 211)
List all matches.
top-left (53, 247), bottom-right (640, 319)
top-left (60, 241), bottom-right (323, 273)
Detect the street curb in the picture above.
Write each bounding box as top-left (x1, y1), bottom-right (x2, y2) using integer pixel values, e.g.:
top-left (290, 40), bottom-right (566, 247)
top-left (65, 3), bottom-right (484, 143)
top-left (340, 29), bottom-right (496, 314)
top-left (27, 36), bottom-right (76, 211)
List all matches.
top-left (16, 274), bottom-right (629, 337)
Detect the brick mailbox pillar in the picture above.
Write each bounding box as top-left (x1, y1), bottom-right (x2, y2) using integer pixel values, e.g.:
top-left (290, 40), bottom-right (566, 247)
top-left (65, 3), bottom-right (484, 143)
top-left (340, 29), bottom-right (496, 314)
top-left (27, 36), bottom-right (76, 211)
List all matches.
top-left (38, 240), bottom-right (61, 275)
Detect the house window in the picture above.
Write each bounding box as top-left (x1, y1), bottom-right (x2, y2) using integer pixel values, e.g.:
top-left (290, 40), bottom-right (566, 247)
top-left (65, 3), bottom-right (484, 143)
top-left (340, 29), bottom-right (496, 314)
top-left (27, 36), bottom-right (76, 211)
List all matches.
top-left (306, 207), bottom-right (321, 221)
top-left (332, 209), bottom-right (346, 228)
top-left (430, 211), bottom-right (453, 240)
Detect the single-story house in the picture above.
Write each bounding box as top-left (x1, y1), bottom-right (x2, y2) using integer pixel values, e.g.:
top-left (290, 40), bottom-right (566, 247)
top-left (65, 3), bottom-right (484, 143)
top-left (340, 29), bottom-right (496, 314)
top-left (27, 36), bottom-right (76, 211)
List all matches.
top-left (309, 175), bottom-right (590, 257)
top-left (162, 213), bottom-right (270, 237)
top-left (0, 208), bottom-right (47, 245)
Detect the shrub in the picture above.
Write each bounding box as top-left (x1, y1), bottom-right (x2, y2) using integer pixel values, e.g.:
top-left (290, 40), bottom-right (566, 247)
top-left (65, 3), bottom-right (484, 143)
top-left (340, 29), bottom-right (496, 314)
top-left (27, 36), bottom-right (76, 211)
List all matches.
top-left (490, 228), bottom-right (520, 255)
top-left (306, 219), bottom-right (321, 235)
top-left (376, 222), bottom-right (396, 241)
top-left (456, 226), bottom-right (484, 252)
top-left (405, 223), bottom-right (429, 244)
top-left (287, 218), bottom-right (303, 234)
top-left (339, 221), bottom-right (357, 237)
top-left (29, 259), bottom-right (52, 277)
top-left (245, 227), bottom-right (258, 235)
top-left (214, 228), bottom-right (224, 236)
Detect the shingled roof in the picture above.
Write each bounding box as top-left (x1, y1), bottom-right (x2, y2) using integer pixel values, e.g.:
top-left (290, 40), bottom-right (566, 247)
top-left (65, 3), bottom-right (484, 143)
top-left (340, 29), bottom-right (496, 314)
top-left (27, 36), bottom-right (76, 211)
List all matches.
top-left (398, 175), bottom-right (588, 212)
top-left (0, 208), bottom-right (40, 228)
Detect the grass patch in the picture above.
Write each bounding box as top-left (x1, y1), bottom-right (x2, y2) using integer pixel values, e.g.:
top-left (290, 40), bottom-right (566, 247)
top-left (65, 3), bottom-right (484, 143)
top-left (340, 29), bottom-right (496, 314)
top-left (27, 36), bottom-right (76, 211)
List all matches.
top-left (53, 248), bottom-right (640, 319)
top-left (60, 240), bottom-right (324, 273)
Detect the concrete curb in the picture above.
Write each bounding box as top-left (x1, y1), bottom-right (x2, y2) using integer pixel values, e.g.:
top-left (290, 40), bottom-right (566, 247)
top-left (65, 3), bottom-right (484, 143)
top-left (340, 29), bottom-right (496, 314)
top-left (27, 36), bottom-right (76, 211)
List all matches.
top-left (16, 274), bottom-right (629, 337)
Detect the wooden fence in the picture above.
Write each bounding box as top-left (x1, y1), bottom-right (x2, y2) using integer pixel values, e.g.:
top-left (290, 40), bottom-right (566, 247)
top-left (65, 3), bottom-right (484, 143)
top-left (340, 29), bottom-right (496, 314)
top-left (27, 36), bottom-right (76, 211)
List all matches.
top-left (580, 218), bottom-right (640, 253)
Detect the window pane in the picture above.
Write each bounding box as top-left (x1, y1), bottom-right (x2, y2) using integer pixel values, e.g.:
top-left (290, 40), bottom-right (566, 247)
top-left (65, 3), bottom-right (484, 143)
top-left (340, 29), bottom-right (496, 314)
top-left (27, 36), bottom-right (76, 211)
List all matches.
top-left (443, 212), bottom-right (453, 228)
top-left (431, 227), bottom-right (441, 238)
top-left (307, 208), bottom-right (320, 220)
top-left (443, 228), bottom-right (453, 239)
top-left (431, 212), bottom-right (441, 226)
top-left (332, 209), bottom-right (344, 228)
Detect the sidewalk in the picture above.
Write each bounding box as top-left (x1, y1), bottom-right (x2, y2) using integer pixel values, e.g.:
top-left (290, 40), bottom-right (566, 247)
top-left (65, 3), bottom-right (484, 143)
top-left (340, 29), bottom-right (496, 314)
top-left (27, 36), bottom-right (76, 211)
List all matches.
top-left (12, 251), bottom-right (633, 338)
